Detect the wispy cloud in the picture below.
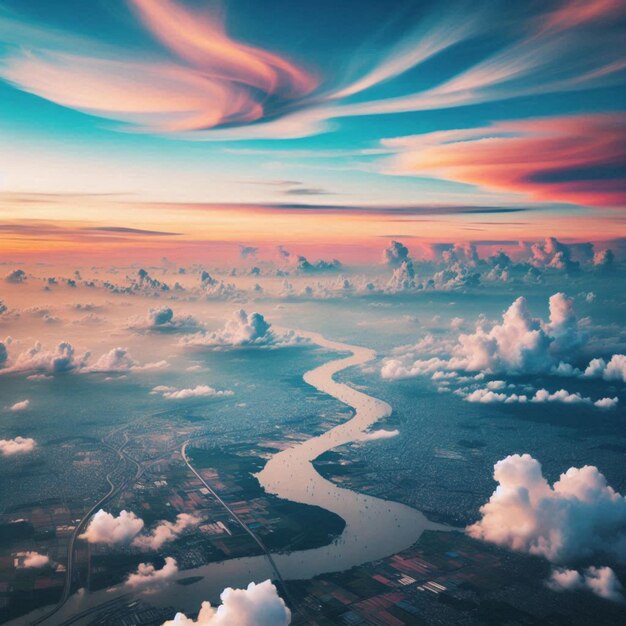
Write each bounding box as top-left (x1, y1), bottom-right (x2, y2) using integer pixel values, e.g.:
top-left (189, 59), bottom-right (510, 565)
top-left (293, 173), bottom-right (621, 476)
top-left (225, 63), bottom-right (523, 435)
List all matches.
top-left (380, 114), bottom-right (626, 208)
top-left (0, 1), bottom-right (623, 140)
top-left (0, 0), bottom-right (316, 133)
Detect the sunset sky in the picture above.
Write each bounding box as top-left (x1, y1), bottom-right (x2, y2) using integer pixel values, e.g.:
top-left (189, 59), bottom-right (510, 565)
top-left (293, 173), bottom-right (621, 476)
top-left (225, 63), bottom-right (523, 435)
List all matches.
top-left (0, 0), bottom-right (624, 261)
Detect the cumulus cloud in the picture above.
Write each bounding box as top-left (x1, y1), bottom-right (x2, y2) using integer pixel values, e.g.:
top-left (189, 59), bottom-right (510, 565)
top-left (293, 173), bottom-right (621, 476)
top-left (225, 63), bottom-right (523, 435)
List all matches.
top-left (467, 454), bottom-right (626, 564)
top-left (584, 354), bottom-right (626, 382)
top-left (295, 255), bottom-right (342, 273)
top-left (183, 309), bottom-right (298, 348)
top-left (161, 580), bottom-right (291, 626)
top-left (387, 260), bottom-right (416, 291)
top-left (9, 399), bottom-right (30, 411)
top-left (80, 510), bottom-right (145, 545)
top-left (381, 356), bottom-right (448, 379)
top-left (530, 237), bottom-right (580, 274)
top-left (548, 566), bottom-right (624, 603)
top-left (463, 388), bottom-right (528, 404)
top-left (5, 269), bottom-right (26, 283)
top-left (593, 249), bottom-right (615, 273)
top-left (360, 429), bottom-right (400, 441)
top-left (87, 347), bottom-right (168, 373)
top-left (131, 307), bottom-right (202, 333)
top-left (382, 240), bottom-right (411, 268)
top-left (125, 557), bottom-right (178, 594)
top-left (7, 341), bottom-right (89, 374)
top-left (594, 396), bottom-right (620, 409)
top-left (239, 245), bottom-right (258, 260)
top-left (431, 262), bottom-right (480, 290)
top-left (0, 341), bottom-right (166, 375)
top-left (81, 510), bottom-right (200, 549)
top-left (452, 293), bottom-right (585, 373)
top-left (0, 437), bottom-right (36, 456)
top-left (16, 551), bottom-right (50, 568)
top-left (462, 387), bottom-right (617, 409)
top-left (382, 293), bottom-right (587, 378)
top-left (153, 385), bottom-right (233, 400)
top-left (133, 514), bottom-right (201, 550)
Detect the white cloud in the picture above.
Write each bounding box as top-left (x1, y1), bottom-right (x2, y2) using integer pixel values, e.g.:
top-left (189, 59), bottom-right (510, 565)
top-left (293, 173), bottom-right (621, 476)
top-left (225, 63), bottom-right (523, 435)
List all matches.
top-left (464, 388), bottom-right (527, 404)
top-left (594, 396), bottom-right (619, 409)
top-left (467, 454), bottom-right (626, 563)
top-left (161, 580), bottom-right (291, 626)
top-left (593, 249), bottom-right (615, 272)
top-left (382, 293), bottom-right (587, 378)
top-left (9, 399), bottom-right (30, 411)
top-left (382, 240), bottom-right (411, 268)
top-left (125, 557), bottom-right (178, 594)
top-left (6, 341), bottom-right (89, 374)
top-left (548, 566), bottom-right (624, 603)
top-left (583, 354), bottom-right (626, 383)
top-left (451, 293), bottom-right (584, 374)
top-left (155, 385), bottom-right (233, 400)
top-left (381, 357), bottom-right (448, 380)
top-left (386, 260), bottom-right (416, 291)
top-left (131, 307), bottom-right (203, 333)
top-left (461, 386), bottom-right (618, 408)
top-left (132, 514), bottom-right (201, 550)
top-left (530, 237), bottom-right (580, 274)
top-left (183, 310), bottom-right (302, 348)
top-left (186, 309), bottom-right (272, 347)
top-left (81, 510), bottom-right (201, 549)
top-left (86, 347), bottom-right (168, 373)
top-left (532, 388), bottom-right (595, 405)
top-left (0, 437), bottom-right (36, 456)
top-left (16, 551), bottom-right (50, 568)
top-left (80, 510), bottom-right (145, 545)
top-left (1, 341), bottom-right (167, 376)
top-left (360, 429), bottom-right (400, 441)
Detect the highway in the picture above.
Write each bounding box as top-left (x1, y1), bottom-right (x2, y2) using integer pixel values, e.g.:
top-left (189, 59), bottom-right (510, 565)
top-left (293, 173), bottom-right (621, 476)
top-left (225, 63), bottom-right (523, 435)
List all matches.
top-left (180, 442), bottom-right (296, 609)
top-left (32, 433), bottom-right (142, 625)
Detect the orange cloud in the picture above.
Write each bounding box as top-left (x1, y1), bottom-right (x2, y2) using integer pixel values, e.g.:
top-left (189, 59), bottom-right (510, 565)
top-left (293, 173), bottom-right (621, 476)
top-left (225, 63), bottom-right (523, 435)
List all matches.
top-left (130, 0), bottom-right (316, 98)
top-left (382, 114), bottom-right (626, 208)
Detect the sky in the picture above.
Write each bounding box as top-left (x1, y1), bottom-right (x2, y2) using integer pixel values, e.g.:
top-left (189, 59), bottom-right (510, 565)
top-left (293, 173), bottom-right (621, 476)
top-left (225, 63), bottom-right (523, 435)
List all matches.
top-left (0, 0), bottom-right (624, 261)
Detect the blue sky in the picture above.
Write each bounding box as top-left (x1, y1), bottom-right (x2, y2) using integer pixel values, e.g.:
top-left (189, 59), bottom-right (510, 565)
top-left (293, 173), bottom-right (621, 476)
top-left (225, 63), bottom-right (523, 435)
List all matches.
top-left (0, 0), bottom-right (624, 256)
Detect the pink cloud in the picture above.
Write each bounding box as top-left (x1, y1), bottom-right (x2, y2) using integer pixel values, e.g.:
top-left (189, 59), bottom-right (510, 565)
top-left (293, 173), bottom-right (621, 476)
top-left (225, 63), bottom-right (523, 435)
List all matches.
top-left (382, 114), bottom-right (626, 208)
top-left (0, 0), bottom-right (316, 133)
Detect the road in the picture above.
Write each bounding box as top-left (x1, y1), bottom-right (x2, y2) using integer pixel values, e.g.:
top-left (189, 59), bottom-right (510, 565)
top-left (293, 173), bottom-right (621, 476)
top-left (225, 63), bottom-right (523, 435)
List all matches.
top-left (180, 442), bottom-right (294, 606)
top-left (32, 434), bottom-right (142, 625)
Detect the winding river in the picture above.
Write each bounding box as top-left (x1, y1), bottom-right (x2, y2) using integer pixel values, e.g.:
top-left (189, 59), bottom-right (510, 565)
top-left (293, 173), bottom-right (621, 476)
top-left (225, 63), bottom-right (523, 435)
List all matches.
top-left (22, 331), bottom-right (448, 625)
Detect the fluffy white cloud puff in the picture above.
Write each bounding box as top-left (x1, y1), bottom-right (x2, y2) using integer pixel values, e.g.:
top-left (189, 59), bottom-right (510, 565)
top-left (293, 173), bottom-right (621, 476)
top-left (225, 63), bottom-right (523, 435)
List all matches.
top-left (548, 566), bottom-right (624, 603)
top-left (152, 385), bottom-right (233, 400)
top-left (80, 510), bottom-right (145, 545)
top-left (183, 310), bottom-right (304, 349)
top-left (382, 293), bottom-right (587, 377)
top-left (0, 342), bottom-right (166, 374)
top-left (131, 307), bottom-right (203, 333)
top-left (467, 454), bottom-right (626, 564)
top-left (0, 437), bottom-right (36, 456)
top-left (132, 514), bottom-right (201, 550)
top-left (161, 580), bottom-right (291, 626)
top-left (126, 557), bottom-right (178, 593)
top-left (9, 399), bottom-right (29, 411)
top-left (80, 510), bottom-right (200, 549)
top-left (462, 387), bottom-right (617, 409)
